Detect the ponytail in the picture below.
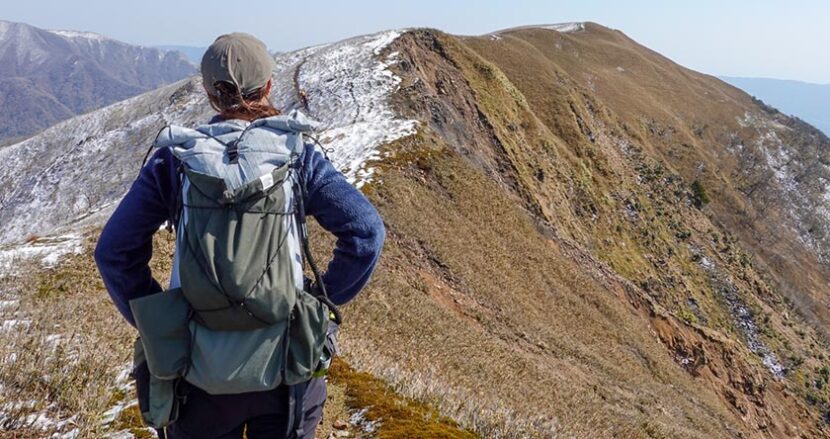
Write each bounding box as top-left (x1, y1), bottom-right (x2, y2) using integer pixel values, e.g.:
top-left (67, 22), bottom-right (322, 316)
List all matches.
top-left (207, 81), bottom-right (280, 121)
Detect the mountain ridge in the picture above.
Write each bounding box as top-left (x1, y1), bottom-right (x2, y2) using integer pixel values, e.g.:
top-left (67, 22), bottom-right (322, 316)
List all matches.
top-left (3, 23), bottom-right (830, 438)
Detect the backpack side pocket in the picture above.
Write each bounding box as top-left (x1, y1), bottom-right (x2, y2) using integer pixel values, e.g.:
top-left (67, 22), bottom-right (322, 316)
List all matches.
top-left (285, 289), bottom-right (330, 385)
top-left (133, 338), bottom-right (181, 429)
top-left (130, 288), bottom-right (191, 379)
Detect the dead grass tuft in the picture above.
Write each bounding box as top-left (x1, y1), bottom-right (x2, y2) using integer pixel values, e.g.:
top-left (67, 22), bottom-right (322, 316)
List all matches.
top-left (329, 358), bottom-right (476, 439)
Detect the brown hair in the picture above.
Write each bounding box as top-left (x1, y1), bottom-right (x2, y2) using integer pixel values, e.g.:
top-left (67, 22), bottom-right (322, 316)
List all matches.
top-left (207, 81), bottom-right (280, 121)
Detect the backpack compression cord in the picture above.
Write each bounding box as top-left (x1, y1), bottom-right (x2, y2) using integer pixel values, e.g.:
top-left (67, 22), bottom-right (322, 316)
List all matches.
top-left (294, 161), bottom-right (343, 325)
top-left (144, 124), bottom-right (342, 325)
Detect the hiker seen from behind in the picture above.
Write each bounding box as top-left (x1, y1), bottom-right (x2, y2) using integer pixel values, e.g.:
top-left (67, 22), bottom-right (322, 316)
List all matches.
top-left (95, 32), bottom-right (385, 439)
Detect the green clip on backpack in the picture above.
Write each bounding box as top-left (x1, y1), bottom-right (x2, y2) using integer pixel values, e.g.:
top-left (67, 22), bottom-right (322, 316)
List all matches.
top-left (128, 110), bottom-right (341, 428)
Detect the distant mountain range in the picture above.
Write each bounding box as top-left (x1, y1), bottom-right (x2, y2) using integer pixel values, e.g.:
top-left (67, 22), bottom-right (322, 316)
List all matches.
top-left (721, 76), bottom-right (830, 136)
top-left (0, 19), bottom-right (196, 142)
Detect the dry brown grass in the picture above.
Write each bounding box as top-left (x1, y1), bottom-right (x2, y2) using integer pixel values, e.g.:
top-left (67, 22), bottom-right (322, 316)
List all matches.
top-left (459, 23), bottom-right (830, 351)
top-left (4, 23), bottom-right (830, 439)
top-left (454, 26), bottom-right (830, 432)
top-left (305, 28), bottom-right (830, 438)
top-left (0, 228), bottom-right (471, 439)
top-left (333, 133), bottom-right (746, 437)
top-left (327, 358), bottom-right (476, 438)
top-left (0, 233), bottom-right (137, 437)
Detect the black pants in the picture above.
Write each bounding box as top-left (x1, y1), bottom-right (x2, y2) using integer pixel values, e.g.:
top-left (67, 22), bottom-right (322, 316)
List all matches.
top-left (165, 378), bottom-right (327, 439)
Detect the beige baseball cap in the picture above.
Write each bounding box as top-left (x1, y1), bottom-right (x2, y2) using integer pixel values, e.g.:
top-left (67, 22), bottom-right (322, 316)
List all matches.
top-left (201, 32), bottom-right (277, 96)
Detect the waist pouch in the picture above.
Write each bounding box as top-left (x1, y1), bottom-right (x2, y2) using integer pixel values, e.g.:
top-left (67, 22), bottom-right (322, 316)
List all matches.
top-left (130, 287), bottom-right (330, 399)
top-left (133, 338), bottom-right (183, 429)
top-left (185, 318), bottom-right (290, 394)
top-left (130, 288), bottom-right (191, 379)
top-left (285, 290), bottom-right (331, 384)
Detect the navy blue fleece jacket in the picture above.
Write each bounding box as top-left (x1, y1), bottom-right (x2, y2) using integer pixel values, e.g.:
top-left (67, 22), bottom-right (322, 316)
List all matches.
top-left (95, 139), bottom-right (385, 327)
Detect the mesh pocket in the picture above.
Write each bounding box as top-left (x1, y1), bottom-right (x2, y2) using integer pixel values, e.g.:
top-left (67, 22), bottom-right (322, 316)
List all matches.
top-left (285, 290), bottom-right (330, 385)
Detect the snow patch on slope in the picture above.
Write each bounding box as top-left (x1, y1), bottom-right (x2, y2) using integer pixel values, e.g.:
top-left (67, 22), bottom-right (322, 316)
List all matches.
top-left (0, 234), bottom-right (82, 274)
top-left (0, 30), bottom-right (415, 244)
top-left (541, 23), bottom-right (586, 33)
top-left (737, 112), bottom-right (830, 261)
top-left (48, 30), bottom-right (107, 41)
top-left (487, 23), bottom-right (586, 38)
top-left (0, 79), bottom-right (209, 244)
top-left (270, 30), bottom-right (417, 187)
top-left (698, 257), bottom-right (785, 378)
top-left (0, 404), bottom-right (79, 438)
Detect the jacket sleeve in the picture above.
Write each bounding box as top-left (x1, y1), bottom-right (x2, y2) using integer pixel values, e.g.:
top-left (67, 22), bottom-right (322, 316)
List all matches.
top-left (302, 145), bottom-right (386, 305)
top-left (94, 148), bottom-right (179, 326)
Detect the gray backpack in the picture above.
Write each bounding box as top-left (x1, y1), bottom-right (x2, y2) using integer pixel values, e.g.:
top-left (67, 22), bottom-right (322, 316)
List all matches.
top-left (129, 110), bottom-right (340, 427)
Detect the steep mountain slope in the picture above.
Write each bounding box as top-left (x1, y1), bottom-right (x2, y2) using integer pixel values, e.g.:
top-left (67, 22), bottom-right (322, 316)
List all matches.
top-left (0, 20), bottom-right (196, 141)
top-left (721, 76), bottom-right (830, 136)
top-left (458, 23), bottom-right (830, 349)
top-left (3, 23), bottom-right (830, 438)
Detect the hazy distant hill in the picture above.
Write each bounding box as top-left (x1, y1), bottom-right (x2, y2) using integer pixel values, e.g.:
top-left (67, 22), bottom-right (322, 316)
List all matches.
top-left (721, 76), bottom-right (830, 136)
top-left (0, 19), bottom-right (196, 141)
top-left (156, 45), bottom-right (206, 65)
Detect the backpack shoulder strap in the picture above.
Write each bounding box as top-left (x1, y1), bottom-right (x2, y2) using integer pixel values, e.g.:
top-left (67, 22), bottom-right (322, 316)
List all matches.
top-left (291, 154), bottom-right (342, 325)
top-left (303, 133), bottom-right (333, 162)
top-left (166, 163), bottom-right (185, 234)
top-left (137, 125), bottom-right (184, 234)
top-left (138, 125), bottom-right (173, 175)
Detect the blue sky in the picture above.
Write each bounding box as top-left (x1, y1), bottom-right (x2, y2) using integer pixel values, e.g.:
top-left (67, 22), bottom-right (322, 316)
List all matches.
top-left (5, 0), bottom-right (830, 83)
